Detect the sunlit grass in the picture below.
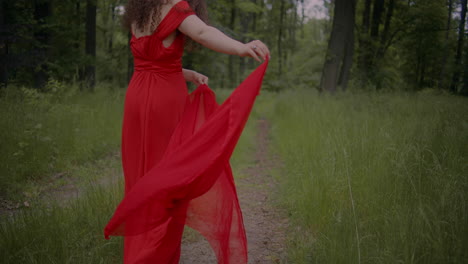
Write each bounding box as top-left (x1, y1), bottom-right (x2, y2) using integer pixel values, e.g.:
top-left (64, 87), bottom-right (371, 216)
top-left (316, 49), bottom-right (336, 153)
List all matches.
top-left (268, 89), bottom-right (468, 263)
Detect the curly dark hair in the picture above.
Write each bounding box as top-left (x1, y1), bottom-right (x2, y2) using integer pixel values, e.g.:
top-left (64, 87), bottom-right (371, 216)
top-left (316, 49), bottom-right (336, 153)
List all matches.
top-left (122, 0), bottom-right (208, 35)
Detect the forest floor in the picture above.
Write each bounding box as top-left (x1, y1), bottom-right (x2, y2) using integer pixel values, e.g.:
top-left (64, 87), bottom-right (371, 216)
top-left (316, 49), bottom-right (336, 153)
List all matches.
top-left (180, 118), bottom-right (288, 264)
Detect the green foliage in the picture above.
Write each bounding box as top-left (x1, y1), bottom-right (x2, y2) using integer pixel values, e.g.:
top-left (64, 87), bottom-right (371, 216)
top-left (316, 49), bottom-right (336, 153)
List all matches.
top-left (268, 89), bottom-right (468, 263)
top-left (0, 82), bottom-right (124, 198)
top-left (264, 20), bottom-right (328, 91)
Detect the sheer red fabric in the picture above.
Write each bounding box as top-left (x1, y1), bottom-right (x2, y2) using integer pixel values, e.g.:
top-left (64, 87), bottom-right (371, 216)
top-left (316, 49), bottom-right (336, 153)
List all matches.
top-left (103, 1), bottom-right (268, 263)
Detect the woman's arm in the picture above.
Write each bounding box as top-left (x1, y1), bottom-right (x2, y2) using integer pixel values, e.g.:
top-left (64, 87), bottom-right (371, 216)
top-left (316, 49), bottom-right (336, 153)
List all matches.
top-left (183, 69), bottom-right (208, 86)
top-left (178, 15), bottom-right (270, 62)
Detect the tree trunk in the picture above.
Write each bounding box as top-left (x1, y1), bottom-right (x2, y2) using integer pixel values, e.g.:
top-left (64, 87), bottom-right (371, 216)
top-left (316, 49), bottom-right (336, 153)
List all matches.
top-left (0, 0), bottom-right (7, 88)
top-left (370, 0), bottom-right (384, 39)
top-left (358, 0), bottom-right (372, 78)
top-left (338, 1), bottom-right (356, 91)
top-left (320, 0), bottom-right (357, 92)
top-left (461, 41), bottom-right (468, 95)
top-left (450, 0), bottom-right (467, 93)
top-left (109, 3), bottom-right (115, 54)
top-left (300, 0), bottom-right (305, 38)
top-left (376, 0), bottom-right (394, 59)
top-left (33, 0), bottom-right (52, 89)
top-left (362, 0), bottom-right (371, 35)
top-left (277, 0), bottom-right (285, 76)
top-left (438, 0), bottom-right (453, 89)
top-left (85, 0), bottom-right (96, 90)
top-left (75, 0), bottom-right (84, 82)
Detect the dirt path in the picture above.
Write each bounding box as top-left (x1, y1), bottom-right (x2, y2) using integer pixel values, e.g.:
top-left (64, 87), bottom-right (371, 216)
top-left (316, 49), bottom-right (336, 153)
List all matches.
top-left (180, 119), bottom-right (288, 263)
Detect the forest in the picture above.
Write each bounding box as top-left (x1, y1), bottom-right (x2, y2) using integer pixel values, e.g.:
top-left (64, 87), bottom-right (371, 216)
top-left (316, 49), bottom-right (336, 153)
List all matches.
top-left (2, 0), bottom-right (467, 93)
top-left (1, 0), bottom-right (467, 263)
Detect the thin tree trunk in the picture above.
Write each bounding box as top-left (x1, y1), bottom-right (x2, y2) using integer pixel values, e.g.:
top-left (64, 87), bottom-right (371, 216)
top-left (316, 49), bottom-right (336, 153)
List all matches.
top-left (461, 41), bottom-right (468, 95)
top-left (33, 0), bottom-right (51, 89)
top-left (320, 0), bottom-right (357, 92)
top-left (300, 0), bottom-right (305, 38)
top-left (358, 0), bottom-right (372, 78)
top-left (419, 54), bottom-right (426, 89)
top-left (450, 0), bottom-right (467, 93)
top-left (277, 0), bottom-right (285, 76)
top-left (85, 0), bottom-right (97, 90)
top-left (338, 0), bottom-right (357, 91)
top-left (109, 3), bottom-right (115, 54)
top-left (74, 0), bottom-right (85, 83)
top-left (370, 0), bottom-right (384, 39)
top-left (0, 0), bottom-right (7, 88)
top-left (376, 0), bottom-right (394, 59)
top-left (362, 0), bottom-right (371, 35)
top-left (438, 0), bottom-right (453, 89)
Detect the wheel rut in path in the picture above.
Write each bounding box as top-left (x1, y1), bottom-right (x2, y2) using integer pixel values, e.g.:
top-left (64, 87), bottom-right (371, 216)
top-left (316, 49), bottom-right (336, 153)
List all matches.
top-left (180, 118), bottom-right (288, 263)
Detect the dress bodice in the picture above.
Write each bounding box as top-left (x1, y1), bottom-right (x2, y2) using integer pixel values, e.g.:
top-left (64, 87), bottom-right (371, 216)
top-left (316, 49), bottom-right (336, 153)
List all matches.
top-left (130, 1), bottom-right (195, 74)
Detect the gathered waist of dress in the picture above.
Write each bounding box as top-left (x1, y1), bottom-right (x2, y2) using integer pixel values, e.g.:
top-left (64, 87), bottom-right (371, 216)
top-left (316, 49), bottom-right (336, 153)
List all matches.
top-left (133, 58), bottom-right (182, 75)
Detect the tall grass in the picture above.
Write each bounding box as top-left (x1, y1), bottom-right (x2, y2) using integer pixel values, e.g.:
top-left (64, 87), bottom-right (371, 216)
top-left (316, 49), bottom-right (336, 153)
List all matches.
top-left (0, 181), bottom-right (124, 263)
top-left (0, 82), bottom-right (124, 197)
top-left (0, 86), bottom-right (259, 263)
top-left (268, 89), bottom-right (468, 263)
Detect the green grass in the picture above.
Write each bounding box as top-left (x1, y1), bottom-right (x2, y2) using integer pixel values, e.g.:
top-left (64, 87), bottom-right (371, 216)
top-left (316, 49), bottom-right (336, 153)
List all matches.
top-left (0, 155), bottom-right (124, 263)
top-left (0, 86), bottom-right (260, 263)
top-left (268, 89), bottom-right (468, 263)
top-left (0, 82), bottom-right (124, 198)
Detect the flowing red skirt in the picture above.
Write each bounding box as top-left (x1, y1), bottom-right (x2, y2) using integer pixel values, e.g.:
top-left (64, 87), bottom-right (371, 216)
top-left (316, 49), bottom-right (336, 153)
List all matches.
top-left (104, 60), bottom-right (268, 263)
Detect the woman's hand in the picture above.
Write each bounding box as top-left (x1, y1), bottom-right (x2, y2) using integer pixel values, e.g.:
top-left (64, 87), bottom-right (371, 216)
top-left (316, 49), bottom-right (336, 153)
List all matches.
top-left (238, 40), bottom-right (270, 62)
top-left (183, 69), bottom-right (209, 86)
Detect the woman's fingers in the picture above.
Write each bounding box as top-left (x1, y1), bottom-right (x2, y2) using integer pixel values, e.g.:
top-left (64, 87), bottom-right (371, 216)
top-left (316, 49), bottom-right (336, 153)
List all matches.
top-left (195, 73), bottom-right (209, 86)
top-left (248, 40), bottom-right (270, 61)
top-left (248, 48), bottom-right (262, 62)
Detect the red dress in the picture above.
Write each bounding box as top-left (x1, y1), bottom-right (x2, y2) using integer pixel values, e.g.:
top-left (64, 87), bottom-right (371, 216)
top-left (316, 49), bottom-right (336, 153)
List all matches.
top-left (104, 1), bottom-right (268, 263)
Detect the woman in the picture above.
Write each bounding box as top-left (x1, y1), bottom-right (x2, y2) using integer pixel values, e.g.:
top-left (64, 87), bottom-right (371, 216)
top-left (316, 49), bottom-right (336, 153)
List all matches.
top-left (104, 0), bottom-right (270, 263)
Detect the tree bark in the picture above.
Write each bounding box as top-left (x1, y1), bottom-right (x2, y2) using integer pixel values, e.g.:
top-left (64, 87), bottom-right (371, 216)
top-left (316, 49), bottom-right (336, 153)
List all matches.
top-left (377, 0), bottom-right (394, 59)
top-left (109, 3), bottom-right (115, 54)
top-left (320, 0), bottom-right (357, 92)
top-left (438, 0), bottom-right (453, 89)
top-left (0, 0), bottom-right (7, 88)
top-left (358, 0), bottom-right (372, 78)
top-left (362, 0), bottom-right (372, 35)
top-left (460, 44), bottom-right (468, 96)
top-left (85, 0), bottom-right (97, 90)
top-left (33, 0), bottom-right (52, 89)
top-left (450, 0), bottom-right (467, 93)
top-left (462, 41), bottom-right (468, 95)
top-left (277, 0), bottom-right (285, 76)
top-left (370, 0), bottom-right (384, 39)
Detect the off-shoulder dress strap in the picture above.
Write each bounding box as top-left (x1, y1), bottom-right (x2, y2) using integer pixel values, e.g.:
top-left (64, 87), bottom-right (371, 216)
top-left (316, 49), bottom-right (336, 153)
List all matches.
top-left (156, 1), bottom-right (195, 39)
